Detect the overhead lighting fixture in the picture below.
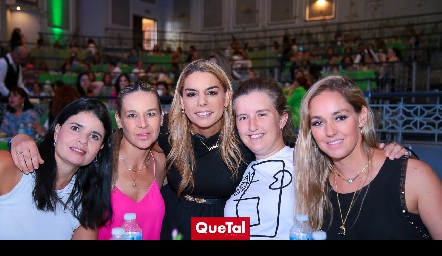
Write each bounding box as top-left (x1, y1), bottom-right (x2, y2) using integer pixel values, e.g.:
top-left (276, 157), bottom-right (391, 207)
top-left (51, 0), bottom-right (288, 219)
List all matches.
top-left (317, 0), bottom-right (326, 6)
top-left (16, 6), bottom-right (21, 11)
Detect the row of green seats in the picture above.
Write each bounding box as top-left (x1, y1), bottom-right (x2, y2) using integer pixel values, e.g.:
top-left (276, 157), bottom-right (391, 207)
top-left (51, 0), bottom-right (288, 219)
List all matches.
top-left (37, 73), bottom-right (78, 85)
top-left (322, 70), bottom-right (377, 91)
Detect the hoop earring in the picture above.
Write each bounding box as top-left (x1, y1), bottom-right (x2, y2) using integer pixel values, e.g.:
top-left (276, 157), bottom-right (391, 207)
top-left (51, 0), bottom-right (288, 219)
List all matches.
top-left (93, 155), bottom-right (98, 163)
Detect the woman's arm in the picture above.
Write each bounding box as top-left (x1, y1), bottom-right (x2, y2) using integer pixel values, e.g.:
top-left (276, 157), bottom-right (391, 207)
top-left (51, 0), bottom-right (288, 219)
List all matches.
top-left (0, 150), bottom-right (23, 195)
top-left (10, 134), bottom-right (43, 174)
top-left (405, 158), bottom-right (442, 239)
top-left (72, 226), bottom-right (98, 240)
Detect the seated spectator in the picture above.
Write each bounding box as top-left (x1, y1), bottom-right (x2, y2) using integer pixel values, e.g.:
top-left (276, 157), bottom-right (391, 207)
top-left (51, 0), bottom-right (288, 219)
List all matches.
top-left (106, 60), bottom-right (122, 84)
top-left (185, 45), bottom-right (199, 65)
top-left (171, 46), bottom-right (183, 71)
top-left (0, 87), bottom-right (40, 137)
top-left (323, 46), bottom-right (340, 70)
top-left (156, 80), bottom-right (172, 98)
top-left (75, 71), bottom-right (103, 97)
top-left (286, 75), bottom-right (309, 131)
top-left (378, 47), bottom-right (407, 92)
top-left (109, 73), bottom-right (131, 109)
top-left (68, 40), bottom-right (79, 55)
top-left (37, 60), bottom-right (50, 74)
top-left (99, 72), bottom-right (114, 98)
top-left (146, 63), bottom-right (171, 85)
top-left (32, 85), bottom-right (81, 138)
top-left (131, 60), bottom-right (146, 80)
top-left (207, 51), bottom-right (239, 89)
top-left (340, 55), bottom-right (356, 71)
top-left (150, 44), bottom-right (162, 56)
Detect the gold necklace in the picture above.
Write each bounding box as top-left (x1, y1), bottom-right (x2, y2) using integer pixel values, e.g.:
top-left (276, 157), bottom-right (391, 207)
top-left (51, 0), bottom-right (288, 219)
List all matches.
top-left (119, 151), bottom-right (151, 188)
top-left (198, 136), bottom-right (220, 151)
top-left (333, 160), bottom-right (368, 236)
top-left (335, 161), bottom-right (370, 184)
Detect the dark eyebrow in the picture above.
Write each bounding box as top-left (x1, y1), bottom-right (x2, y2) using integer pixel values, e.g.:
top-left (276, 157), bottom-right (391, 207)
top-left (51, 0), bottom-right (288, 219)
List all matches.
top-left (184, 85), bottom-right (220, 91)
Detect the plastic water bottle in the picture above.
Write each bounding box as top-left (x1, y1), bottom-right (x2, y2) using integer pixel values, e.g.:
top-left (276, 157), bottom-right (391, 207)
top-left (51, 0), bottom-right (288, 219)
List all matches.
top-left (18, 123), bottom-right (26, 134)
top-left (289, 214), bottom-right (313, 240)
top-left (44, 80), bottom-right (53, 97)
top-left (26, 123), bottom-right (34, 138)
top-left (121, 213), bottom-right (142, 240)
top-left (109, 227), bottom-right (127, 240)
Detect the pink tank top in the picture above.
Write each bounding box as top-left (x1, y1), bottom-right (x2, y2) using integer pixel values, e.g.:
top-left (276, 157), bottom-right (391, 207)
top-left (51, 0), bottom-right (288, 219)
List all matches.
top-left (98, 152), bottom-right (165, 240)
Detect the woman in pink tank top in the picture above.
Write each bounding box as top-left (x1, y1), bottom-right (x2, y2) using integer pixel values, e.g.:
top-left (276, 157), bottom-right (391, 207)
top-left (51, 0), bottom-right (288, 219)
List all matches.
top-left (97, 82), bottom-right (166, 240)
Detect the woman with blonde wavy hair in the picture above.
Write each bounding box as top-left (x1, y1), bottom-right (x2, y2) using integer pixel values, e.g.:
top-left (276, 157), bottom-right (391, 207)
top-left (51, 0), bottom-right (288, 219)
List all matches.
top-left (294, 74), bottom-right (442, 239)
top-left (158, 59), bottom-right (254, 240)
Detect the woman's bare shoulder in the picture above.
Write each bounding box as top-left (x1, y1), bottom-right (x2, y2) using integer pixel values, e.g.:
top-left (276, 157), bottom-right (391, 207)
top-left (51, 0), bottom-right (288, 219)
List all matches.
top-left (406, 157), bottom-right (441, 192)
top-left (0, 150), bottom-right (22, 195)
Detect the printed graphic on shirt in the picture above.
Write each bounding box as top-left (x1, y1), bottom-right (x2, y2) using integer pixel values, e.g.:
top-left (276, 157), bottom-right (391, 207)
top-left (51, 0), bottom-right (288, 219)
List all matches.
top-left (231, 159), bottom-right (292, 238)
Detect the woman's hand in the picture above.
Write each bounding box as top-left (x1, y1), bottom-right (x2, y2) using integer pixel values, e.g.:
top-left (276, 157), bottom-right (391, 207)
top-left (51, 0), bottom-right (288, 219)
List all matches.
top-left (378, 142), bottom-right (410, 160)
top-left (10, 134), bottom-right (43, 174)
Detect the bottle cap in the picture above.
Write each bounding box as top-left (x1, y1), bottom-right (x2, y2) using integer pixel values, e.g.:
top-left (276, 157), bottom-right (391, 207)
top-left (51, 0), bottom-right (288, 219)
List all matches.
top-left (296, 214), bottom-right (308, 222)
top-left (312, 231), bottom-right (327, 240)
top-left (124, 213), bottom-right (136, 221)
top-left (112, 227), bottom-right (125, 236)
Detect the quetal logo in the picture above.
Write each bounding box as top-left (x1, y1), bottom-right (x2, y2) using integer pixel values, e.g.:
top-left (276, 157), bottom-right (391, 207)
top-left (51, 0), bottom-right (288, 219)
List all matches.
top-left (191, 217), bottom-right (250, 240)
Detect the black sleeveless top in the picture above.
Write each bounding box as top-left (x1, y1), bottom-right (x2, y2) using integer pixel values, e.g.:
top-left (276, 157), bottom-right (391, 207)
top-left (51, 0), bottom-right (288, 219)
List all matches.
top-left (3, 56), bottom-right (19, 91)
top-left (323, 157), bottom-right (431, 240)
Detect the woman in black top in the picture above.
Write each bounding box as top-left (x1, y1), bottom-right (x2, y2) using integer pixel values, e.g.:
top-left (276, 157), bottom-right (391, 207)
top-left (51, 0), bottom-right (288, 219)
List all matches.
top-left (159, 59), bottom-right (254, 240)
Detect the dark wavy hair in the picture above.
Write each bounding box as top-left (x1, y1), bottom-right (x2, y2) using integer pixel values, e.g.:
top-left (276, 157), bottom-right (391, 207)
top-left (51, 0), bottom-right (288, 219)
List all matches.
top-left (34, 98), bottom-right (114, 229)
top-left (114, 73), bottom-right (132, 96)
top-left (7, 87), bottom-right (34, 113)
top-left (75, 71), bottom-right (92, 96)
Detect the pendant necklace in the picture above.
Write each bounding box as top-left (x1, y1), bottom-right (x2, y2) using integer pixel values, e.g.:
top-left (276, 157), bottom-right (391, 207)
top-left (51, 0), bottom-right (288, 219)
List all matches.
top-left (335, 161), bottom-right (370, 184)
top-left (198, 136), bottom-right (220, 151)
top-left (119, 151), bottom-right (150, 188)
top-left (334, 160), bottom-right (369, 236)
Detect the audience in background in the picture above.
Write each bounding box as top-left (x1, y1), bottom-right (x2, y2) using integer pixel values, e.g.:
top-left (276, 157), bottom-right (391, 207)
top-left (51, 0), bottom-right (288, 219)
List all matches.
top-left (32, 85), bottom-right (81, 138)
top-left (0, 87), bottom-right (39, 137)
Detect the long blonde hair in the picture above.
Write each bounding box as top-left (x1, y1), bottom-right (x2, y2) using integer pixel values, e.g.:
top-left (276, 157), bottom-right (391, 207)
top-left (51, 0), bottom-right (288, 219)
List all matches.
top-left (294, 74), bottom-right (378, 231)
top-left (167, 59), bottom-right (243, 195)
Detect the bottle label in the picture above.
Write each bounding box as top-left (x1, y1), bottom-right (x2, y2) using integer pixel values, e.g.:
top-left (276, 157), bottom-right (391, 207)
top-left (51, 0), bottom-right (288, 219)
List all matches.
top-left (289, 233), bottom-right (313, 240)
top-left (125, 232), bottom-right (142, 240)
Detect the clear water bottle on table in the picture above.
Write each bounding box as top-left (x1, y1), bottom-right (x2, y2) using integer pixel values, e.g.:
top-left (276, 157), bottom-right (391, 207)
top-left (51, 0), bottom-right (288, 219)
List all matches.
top-left (18, 122), bottom-right (26, 134)
top-left (121, 212), bottom-right (142, 240)
top-left (289, 214), bottom-right (313, 240)
top-left (109, 227), bottom-right (127, 240)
